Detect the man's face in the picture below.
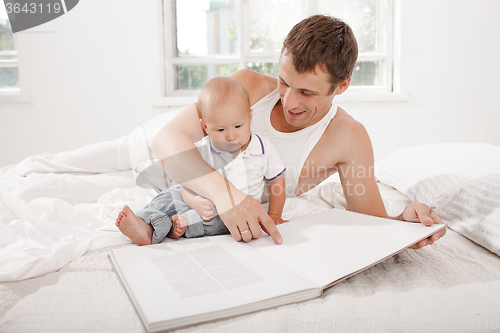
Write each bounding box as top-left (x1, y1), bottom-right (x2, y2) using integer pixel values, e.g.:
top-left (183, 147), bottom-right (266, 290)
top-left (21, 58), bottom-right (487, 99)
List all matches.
top-left (201, 99), bottom-right (253, 154)
top-left (277, 53), bottom-right (337, 130)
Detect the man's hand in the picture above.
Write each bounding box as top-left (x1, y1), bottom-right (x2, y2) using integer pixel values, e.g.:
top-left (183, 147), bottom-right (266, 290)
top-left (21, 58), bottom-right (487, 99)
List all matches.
top-left (399, 202), bottom-right (446, 249)
top-left (217, 193), bottom-right (283, 245)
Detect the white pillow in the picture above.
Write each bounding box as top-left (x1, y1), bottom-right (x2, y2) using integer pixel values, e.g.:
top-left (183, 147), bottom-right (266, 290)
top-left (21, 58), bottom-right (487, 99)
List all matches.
top-left (375, 143), bottom-right (500, 207)
top-left (375, 143), bottom-right (500, 256)
top-left (435, 173), bottom-right (500, 256)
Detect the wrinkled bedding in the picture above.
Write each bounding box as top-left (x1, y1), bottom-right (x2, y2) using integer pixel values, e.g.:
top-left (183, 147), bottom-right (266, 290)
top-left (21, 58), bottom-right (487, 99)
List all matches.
top-left (0, 136), bottom-right (138, 282)
top-left (375, 143), bottom-right (500, 256)
top-left (2, 222), bottom-right (499, 332)
top-left (1, 136), bottom-right (500, 332)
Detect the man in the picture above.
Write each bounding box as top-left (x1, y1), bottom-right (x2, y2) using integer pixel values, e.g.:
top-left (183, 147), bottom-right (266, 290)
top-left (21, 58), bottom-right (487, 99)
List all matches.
top-left (151, 14), bottom-right (446, 248)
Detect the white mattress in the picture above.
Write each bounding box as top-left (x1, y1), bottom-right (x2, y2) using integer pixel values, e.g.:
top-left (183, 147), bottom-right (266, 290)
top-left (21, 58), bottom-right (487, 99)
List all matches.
top-left (1, 137), bottom-right (500, 333)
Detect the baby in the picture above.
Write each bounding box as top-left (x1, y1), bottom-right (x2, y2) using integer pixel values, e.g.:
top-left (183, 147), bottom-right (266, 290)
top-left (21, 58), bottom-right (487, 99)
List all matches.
top-left (116, 77), bottom-right (287, 245)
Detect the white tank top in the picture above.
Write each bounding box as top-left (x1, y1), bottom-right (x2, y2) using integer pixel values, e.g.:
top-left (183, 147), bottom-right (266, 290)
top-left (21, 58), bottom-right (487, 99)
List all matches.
top-left (251, 89), bottom-right (337, 197)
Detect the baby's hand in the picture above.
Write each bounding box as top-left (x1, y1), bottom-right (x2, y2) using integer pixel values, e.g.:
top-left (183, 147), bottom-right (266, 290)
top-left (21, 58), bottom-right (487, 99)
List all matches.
top-left (181, 186), bottom-right (215, 221)
top-left (269, 215), bottom-right (288, 225)
top-left (191, 195), bottom-right (215, 221)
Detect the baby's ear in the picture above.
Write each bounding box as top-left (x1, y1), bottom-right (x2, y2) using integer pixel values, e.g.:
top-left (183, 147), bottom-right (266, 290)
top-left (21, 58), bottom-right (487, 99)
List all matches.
top-left (199, 118), bottom-right (207, 131)
top-left (249, 109), bottom-right (253, 121)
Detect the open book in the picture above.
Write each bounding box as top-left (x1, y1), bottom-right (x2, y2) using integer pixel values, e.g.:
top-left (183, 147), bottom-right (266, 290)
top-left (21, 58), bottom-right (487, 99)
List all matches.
top-left (110, 209), bottom-right (445, 332)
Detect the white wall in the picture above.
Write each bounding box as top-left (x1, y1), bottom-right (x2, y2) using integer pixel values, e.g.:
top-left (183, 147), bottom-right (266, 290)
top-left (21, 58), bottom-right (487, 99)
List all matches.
top-left (345, 0), bottom-right (500, 160)
top-left (1, 0), bottom-right (499, 167)
top-left (1, 0), bottom-right (164, 167)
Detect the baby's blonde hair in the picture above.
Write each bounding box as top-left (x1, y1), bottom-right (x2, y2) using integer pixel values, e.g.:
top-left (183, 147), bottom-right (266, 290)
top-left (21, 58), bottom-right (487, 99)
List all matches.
top-left (197, 77), bottom-right (251, 120)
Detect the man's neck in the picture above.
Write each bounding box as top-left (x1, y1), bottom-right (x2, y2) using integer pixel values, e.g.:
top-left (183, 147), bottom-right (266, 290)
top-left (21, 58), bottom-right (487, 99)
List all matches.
top-left (271, 100), bottom-right (332, 133)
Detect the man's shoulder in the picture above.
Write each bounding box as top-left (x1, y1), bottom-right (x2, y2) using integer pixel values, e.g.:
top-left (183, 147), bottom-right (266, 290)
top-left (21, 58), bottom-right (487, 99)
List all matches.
top-left (320, 106), bottom-right (370, 160)
top-left (326, 106), bottom-right (366, 138)
top-left (231, 69), bottom-right (277, 105)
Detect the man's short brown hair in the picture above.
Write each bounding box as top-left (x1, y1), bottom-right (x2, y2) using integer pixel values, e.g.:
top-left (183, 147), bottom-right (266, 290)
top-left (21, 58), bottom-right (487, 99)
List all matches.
top-left (282, 14), bottom-right (358, 94)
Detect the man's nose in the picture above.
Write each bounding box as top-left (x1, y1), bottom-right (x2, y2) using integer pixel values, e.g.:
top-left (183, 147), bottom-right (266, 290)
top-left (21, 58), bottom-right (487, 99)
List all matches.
top-left (281, 89), bottom-right (300, 110)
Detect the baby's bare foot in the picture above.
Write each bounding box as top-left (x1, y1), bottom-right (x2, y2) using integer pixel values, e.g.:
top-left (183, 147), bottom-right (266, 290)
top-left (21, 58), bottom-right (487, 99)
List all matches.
top-left (168, 215), bottom-right (188, 239)
top-left (115, 210), bottom-right (126, 227)
top-left (116, 205), bottom-right (153, 246)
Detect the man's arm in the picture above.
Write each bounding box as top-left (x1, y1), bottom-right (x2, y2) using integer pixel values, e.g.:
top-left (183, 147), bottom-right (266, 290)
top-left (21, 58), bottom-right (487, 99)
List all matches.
top-left (266, 174), bottom-right (287, 225)
top-left (150, 74), bottom-right (282, 244)
top-left (152, 103), bottom-right (224, 204)
top-left (231, 69), bottom-right (278, 106)
top-left (337, 121), bottom-right (387, 217)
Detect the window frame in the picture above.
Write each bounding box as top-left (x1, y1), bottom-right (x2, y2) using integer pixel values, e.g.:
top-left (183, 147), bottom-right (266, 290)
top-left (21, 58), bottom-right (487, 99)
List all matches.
top-left (0, 49), bottom-right (19, 91)
top-left (0, 19), bottom-right (28, 103)
top-left (157, 0), bottom-right (403, 106)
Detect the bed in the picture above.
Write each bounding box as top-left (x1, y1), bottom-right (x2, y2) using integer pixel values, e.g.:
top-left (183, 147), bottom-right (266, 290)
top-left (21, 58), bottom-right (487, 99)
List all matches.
top-left (1, 110), bottom-right (500, 333)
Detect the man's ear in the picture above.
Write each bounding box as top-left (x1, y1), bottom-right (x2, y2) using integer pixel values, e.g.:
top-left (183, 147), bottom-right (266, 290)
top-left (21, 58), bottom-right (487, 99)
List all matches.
top-left (335, 77), bottom-right (352, 96)
top-left (199, 118), bottom-right (207, 131)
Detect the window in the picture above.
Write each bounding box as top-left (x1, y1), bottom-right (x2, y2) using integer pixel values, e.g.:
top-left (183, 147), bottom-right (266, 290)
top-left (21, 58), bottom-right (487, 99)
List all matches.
top-left (0, 4), bottom-right (19, 92)
top-left (161, 0), bottom-right (395, 102)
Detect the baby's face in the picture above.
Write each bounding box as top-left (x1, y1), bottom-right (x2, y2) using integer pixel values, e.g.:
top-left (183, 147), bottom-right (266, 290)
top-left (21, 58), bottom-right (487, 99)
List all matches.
top-left (201, 99), bottom-right (252, 153)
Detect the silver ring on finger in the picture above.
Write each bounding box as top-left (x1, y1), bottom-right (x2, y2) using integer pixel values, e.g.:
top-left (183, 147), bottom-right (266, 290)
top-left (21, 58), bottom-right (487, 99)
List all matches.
top-left (240, 229), bottom-right (250, 234)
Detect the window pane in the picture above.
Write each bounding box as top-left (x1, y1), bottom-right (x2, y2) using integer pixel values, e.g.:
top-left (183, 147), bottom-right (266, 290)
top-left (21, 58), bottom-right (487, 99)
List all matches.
top-left (248, 0), bottom-right (308, 53)
top-left (246, 62), bottom-right (279, 78)
top-left (176, 0), bottom-right (237, 57)
top-left (350, 61), bottom-right (382, 86)
top-left (318, 0), bottom-right (378, 53)
top-left (0, 67), bottom-right (19, 88)
top-left (170, 0), bottom-right (391, 94)
top-left (176, 63), bottom-right (238, 90)
top-left (0, 18), bottom-right (15, 51)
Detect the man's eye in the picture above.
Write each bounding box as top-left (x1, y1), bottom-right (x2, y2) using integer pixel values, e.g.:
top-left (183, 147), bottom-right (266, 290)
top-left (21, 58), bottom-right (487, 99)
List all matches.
top-left (279, 79), bottom-right (289, 87)
top-left (301, 90), bottom-right (312, 96)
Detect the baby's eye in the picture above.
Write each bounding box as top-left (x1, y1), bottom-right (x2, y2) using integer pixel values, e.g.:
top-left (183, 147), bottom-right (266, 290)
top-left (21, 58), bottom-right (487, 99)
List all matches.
top-left (235, 125), bottom-right (242, 129)
top-left (217, 128), bottom-right (225, 132)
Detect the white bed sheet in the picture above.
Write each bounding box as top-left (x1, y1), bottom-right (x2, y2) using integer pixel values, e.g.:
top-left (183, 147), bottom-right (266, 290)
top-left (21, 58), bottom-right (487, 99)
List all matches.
top-left (1, 137), bottom-right (500, 332)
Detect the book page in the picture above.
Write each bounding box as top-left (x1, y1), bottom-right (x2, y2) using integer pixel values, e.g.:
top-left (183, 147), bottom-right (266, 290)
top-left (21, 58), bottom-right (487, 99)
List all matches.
top-left (149, 245), bottom-right (264, 298)
top-left (249, 209), bottom-right (445, 288)
top-left (111, 235), bottom-right (318, 328)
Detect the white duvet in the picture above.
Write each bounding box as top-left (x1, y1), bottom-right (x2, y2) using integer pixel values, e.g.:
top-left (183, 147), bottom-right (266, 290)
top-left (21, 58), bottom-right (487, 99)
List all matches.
top-left (0, 136), bottom-right (138, 282)
top-left (0, 133), bottom-right (346, 283)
